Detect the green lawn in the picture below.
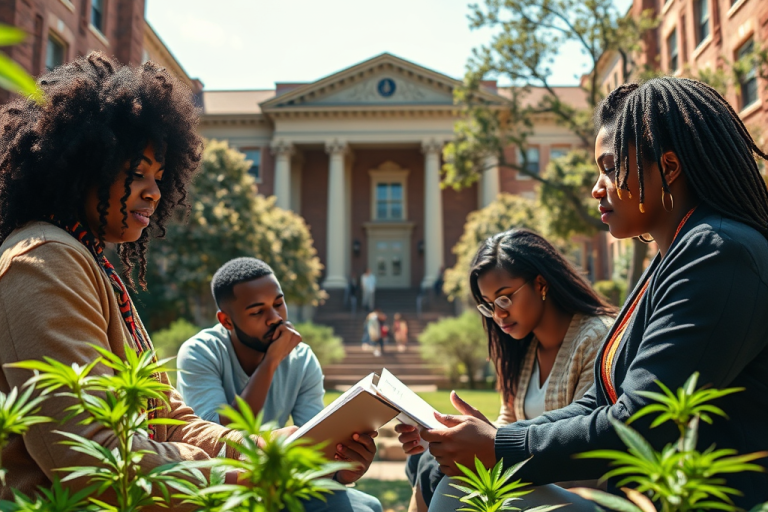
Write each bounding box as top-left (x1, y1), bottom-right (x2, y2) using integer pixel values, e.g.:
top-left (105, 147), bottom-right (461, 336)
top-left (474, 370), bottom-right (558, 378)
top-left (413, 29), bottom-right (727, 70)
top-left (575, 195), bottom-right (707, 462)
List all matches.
top-left (323, 389), bottom-right (502, 422)
top-left (353, 480), bottom-right (413, 512)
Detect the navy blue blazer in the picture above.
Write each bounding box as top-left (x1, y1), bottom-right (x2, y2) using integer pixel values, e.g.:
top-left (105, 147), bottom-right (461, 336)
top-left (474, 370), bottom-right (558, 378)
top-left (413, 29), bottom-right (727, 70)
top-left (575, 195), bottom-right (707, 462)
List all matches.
top-left (496, 206), bottom-right (768, 508)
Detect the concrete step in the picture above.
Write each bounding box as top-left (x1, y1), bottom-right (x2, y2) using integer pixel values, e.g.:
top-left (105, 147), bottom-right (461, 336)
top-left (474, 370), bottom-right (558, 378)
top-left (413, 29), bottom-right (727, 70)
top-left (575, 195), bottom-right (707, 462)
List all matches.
top-left (323, 363), bottom-right (443, 376)
top-left (324, 373), bottom-right (449, 389)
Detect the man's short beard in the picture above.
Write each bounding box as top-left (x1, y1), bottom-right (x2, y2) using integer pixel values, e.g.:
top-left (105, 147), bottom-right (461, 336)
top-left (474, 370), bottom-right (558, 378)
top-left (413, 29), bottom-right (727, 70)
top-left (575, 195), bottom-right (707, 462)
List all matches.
top-left (232, 319), bottom-right (282, 353)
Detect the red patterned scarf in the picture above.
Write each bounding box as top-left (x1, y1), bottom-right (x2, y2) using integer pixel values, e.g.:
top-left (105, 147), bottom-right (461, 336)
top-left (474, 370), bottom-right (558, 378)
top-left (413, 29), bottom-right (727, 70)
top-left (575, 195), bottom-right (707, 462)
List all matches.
top-left (50, 218), bottom-right (158, 438)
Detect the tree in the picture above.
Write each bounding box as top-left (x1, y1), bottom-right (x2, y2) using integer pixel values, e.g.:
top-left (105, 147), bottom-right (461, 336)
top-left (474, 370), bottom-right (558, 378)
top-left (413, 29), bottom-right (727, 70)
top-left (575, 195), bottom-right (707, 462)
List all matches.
top-left (140, 140), bottom-right (325, 328)
top-left (444, 193), bottom-right (546, 302)
top-left (442, 0), bottom-right (658, 288)
top-left (418, 311), bottom-right (489, 389)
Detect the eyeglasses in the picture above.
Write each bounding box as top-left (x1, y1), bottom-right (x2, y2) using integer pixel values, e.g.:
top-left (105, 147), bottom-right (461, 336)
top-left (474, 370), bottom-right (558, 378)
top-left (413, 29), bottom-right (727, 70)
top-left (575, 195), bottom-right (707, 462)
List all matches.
top-left (476, 281), bottom-right (529, 318)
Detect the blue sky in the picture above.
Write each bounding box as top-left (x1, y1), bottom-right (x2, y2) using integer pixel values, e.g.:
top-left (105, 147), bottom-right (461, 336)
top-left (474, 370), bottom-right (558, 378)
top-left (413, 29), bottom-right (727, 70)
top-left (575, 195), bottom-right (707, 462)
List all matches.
top-left (146, 0), bottom-right (628, 91)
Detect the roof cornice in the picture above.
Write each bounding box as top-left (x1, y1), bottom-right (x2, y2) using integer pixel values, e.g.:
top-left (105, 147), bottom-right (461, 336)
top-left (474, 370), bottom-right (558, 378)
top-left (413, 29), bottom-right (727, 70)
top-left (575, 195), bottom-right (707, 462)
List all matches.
top-left (259, 53), bottom-right (503, 112)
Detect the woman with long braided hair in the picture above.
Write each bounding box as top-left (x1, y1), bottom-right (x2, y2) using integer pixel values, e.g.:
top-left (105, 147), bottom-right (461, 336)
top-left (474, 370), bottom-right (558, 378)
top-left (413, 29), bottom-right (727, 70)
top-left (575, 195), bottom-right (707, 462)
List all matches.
top-left (423, 77), bottom-right (768, 511)
top-left (0, 53), bottom-right (382, 512)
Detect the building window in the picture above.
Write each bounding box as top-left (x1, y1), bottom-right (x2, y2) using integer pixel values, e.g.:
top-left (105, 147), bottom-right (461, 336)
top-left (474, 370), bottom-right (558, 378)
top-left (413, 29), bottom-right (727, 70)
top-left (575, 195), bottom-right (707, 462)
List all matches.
top-left (550, 148), bottom-right (569, 160)
top-left (668, 29), bottom-right (679, 73)
top-left (46, 34), bottom-right (65, 71)
top-left (91, 0), bottom-right (104, 32)
top-left (517, 147), bottom-right (540, 179)
top-left (240, 149), bottom-right (261, 182)
top-left (696, 0), bottom-right (709, 46)
top-left (737, 39), bottom-right (759, 110)
top-left (375, 183), bottom-right (404, 220)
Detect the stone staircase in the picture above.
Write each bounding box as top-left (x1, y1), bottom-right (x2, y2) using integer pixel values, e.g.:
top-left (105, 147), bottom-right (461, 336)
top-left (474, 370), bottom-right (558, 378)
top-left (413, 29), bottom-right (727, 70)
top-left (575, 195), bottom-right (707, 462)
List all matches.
top-left (314, 288), bottom-right (456, 389)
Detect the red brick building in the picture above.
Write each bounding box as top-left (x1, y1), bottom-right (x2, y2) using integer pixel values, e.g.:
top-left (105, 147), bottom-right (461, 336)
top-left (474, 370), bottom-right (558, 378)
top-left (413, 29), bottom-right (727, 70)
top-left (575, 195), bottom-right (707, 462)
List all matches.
top-left (596, 0), bottom-right (768, 144)
top-left (0, 0), bottom-right (199, 101)
top-left (199, 54), bottom-right (594, 290)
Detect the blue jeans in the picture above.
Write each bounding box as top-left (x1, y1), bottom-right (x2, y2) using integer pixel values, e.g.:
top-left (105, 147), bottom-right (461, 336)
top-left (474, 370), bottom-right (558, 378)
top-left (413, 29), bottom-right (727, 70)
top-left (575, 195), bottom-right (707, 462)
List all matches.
top-left (300, 488), bottom-right (382, 512)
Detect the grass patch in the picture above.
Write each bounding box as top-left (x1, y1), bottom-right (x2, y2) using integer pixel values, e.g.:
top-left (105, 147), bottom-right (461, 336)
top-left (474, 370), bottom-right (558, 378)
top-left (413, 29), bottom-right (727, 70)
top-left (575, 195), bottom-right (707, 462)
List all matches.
top-left (354, 479), bottom-right (412, 512)
top-left (323, 389), bottom-right (501, 422)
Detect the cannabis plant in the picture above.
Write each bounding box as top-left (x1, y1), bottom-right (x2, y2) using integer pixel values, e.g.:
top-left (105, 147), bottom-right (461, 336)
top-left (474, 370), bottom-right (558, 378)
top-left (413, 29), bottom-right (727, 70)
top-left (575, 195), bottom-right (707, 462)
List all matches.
top-left (447, 456), bottom-right (564, 512)
top-left (0, 24), bottom-right (43, 101)
top-left (0, 345), bottom-right (352, 512)
top-left (173, 396), bottom-right (352, 512)
top-left (571, 373), bottom-right (768, 512)
top-left (5, 345), bottom-right (195, 511)
top-left (0, 383), bottom-right (50, 485)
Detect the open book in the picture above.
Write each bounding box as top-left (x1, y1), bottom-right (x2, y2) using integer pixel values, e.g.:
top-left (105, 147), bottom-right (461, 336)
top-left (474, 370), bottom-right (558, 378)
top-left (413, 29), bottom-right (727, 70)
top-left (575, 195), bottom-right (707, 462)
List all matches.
top-left (287, 368), bottom-right (442, 459)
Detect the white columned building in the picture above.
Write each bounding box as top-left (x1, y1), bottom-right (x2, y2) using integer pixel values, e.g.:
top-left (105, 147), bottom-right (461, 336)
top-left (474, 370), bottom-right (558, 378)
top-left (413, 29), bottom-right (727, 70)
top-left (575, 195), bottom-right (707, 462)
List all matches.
top-left (324, 140), bottom-right (349, 289)
top-left (198, 53), bottom-right (596, 295)
top-left (421, 139), bottom-right (444, 289)
top-left (271, 140), bottom-right (293, 210)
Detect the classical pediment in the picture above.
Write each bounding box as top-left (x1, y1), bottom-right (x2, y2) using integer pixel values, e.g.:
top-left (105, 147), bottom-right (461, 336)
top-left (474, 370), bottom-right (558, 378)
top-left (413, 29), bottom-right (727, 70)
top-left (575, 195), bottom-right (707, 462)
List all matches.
top-left (310, 72), bottom-right (453, 106)
top-left (260, 53), bottom-right (502, 113)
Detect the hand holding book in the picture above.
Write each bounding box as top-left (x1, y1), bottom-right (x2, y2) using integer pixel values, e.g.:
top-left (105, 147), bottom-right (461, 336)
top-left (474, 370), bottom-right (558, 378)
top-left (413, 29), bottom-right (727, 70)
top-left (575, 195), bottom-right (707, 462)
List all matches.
top-left (286, 369), bottom-right (442, 460)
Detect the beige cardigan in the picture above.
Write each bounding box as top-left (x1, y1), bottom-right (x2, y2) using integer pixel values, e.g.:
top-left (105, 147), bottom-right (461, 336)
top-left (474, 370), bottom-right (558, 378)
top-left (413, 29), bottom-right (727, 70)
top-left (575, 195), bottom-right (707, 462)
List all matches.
top-left (495, 314), bottom-right (614, 426)
top-left (0, 222), bottom-right (242, 508)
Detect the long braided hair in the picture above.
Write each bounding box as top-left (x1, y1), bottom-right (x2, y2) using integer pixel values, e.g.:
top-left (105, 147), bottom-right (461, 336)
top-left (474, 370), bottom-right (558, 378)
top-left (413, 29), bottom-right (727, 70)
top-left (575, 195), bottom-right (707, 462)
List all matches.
top-left (596, 77), bottom-right (768, 236)
top-left (469, 228), bottom-right (617, 400)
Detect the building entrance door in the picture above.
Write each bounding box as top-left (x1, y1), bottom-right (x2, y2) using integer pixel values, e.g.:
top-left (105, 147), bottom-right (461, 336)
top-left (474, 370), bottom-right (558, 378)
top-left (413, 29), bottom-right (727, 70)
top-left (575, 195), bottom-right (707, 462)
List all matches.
top-left (364, 223), bottom-right (413, 288)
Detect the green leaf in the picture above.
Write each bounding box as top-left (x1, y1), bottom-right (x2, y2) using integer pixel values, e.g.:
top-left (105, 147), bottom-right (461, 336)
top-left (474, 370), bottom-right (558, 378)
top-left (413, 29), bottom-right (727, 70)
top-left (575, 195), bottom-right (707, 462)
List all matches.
top-left (569, 487), bottom-right (644, 512)
top-left (0, 25), bottom-right (27, 46)
top-left (0, 53), bottom-right (42, 101)
top-left (609, 416), bottom-right (657, 462)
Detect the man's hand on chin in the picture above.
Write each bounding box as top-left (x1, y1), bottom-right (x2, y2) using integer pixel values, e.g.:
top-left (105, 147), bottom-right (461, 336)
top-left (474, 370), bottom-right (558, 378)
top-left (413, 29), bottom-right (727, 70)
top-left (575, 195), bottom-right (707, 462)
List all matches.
top-left (263, 321), bottom-right (302, 368)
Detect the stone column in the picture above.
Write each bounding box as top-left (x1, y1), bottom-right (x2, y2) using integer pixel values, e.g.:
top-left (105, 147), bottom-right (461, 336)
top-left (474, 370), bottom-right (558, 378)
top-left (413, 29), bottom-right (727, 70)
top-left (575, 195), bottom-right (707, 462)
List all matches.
top-left (271, 140), bottom-right (293, 210)
top-left (480, 155), bottom-right (500, 207)
top-left (323, 140), bottom-right (349, 289)
top-left (421, 139), bottom-right (444, 289)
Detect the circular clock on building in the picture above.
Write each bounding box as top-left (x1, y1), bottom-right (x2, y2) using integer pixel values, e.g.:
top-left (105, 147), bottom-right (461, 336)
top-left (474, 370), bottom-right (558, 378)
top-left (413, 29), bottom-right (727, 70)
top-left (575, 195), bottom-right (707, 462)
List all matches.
top-left (377, 78), bottom-right (396, 97)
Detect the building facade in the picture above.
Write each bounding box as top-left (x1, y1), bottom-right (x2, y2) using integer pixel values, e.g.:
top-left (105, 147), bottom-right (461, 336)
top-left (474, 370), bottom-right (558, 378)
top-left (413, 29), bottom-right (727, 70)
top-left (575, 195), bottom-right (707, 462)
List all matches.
top-left (0, 0), bottom-right (200, 101)
top-left (0, 0), bottom-right (144, 76)
top-left (596, 0), bottom-right (768, 141)
top-left (199, 53), bottom-right (592, 290)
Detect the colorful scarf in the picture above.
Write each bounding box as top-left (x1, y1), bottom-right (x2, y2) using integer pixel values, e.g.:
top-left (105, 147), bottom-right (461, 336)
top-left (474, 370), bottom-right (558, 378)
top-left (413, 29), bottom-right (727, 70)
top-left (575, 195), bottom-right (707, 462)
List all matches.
top-left (600, 207), bottom-right (697, 404)
top-left (49, 217), bottom-right (158, 438)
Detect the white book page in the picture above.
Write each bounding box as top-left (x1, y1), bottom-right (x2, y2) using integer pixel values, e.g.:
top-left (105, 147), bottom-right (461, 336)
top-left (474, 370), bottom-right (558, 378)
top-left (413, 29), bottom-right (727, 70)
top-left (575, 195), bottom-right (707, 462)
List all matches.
top-left (376, 368), bottom-right (442, 429)
top-left (287, 372), bottom-right (377, 444)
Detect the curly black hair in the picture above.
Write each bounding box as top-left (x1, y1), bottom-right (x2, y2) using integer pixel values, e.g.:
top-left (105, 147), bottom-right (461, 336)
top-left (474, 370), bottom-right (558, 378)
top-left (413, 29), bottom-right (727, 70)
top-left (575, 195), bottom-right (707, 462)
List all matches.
top-left (0, 52), bottom-right (202, 290)
top-left (211, 257), bottom-right (274, 309)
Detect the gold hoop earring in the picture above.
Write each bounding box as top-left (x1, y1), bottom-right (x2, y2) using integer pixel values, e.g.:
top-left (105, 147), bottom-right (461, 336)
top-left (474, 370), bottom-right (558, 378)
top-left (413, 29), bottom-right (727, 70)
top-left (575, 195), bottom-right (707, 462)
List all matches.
top-left (662, 189), bottom-right (674, 212)
top-left (638, 234), bottom-right (654, 243)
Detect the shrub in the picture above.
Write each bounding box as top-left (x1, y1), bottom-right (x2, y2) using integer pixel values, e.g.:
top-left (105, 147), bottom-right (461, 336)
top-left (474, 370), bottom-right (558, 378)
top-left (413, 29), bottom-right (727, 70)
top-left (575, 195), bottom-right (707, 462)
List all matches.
top-left (293, 322), bottom-right (345, 368)
top-left (418, 312), bottom-right (488, 389)
top-left (593, 279), bottom-right (627, 307)
top-left (151, 318), bottom-right (203, 361)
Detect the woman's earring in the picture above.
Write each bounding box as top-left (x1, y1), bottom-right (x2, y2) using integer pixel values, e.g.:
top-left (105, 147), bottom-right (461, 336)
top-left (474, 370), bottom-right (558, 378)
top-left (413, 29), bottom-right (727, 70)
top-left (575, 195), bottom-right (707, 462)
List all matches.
top-left (662, 188), bottom-right (674, 212)
top-left (542, 290), bottom-right (547, 301)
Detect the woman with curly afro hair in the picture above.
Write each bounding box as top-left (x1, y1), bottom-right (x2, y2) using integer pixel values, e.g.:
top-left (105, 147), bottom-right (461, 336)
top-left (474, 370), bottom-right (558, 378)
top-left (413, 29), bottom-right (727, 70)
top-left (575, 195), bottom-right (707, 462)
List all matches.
top-left (0, 53), bottom-right (383, 512)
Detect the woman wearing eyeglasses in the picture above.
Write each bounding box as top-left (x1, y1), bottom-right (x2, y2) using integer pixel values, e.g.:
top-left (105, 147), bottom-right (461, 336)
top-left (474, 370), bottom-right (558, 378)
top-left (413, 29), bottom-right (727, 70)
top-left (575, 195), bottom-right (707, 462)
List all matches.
top-left (400, 228), bottom-right (616, 511)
